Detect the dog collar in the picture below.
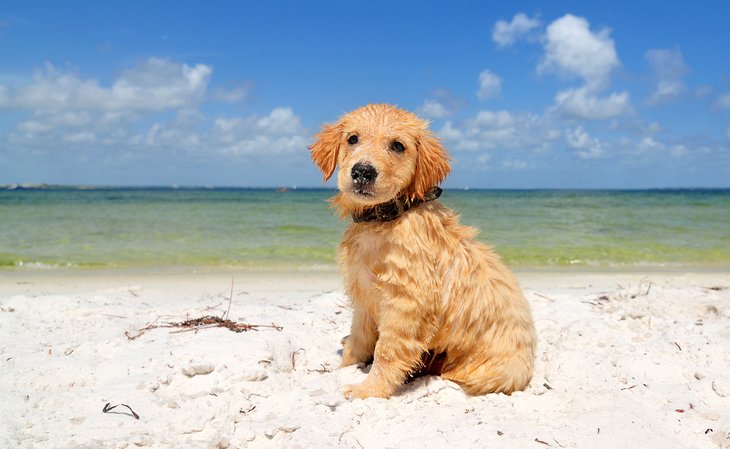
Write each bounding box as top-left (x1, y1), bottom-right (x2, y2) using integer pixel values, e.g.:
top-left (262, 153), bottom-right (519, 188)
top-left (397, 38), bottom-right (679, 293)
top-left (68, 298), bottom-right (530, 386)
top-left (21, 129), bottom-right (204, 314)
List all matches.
top-left (352, 186), bottom-right (443, 223)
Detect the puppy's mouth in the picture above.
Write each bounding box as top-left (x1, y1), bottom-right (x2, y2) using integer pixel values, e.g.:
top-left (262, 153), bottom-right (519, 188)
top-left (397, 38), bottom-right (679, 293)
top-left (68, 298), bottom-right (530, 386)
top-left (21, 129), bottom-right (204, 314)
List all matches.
top-left (344, 181), bottom-right (386, 205)
top-left (352, 185), bottom-right (375, 197)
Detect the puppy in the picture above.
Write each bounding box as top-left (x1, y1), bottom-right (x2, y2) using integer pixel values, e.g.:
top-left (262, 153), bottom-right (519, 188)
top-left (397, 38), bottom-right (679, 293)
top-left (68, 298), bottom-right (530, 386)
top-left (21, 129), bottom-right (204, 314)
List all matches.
top-left (310, 104), bottom-right (536, 399)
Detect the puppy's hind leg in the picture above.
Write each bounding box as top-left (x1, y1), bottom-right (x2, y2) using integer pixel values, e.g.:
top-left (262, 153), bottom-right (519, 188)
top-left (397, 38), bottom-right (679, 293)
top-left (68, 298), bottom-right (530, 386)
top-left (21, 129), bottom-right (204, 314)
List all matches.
top-left (442, 351), bottom-right (534, 395)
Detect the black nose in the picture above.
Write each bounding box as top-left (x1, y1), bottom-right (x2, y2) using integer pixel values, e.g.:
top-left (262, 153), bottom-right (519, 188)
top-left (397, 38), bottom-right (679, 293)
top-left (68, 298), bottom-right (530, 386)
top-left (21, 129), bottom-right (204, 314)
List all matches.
top-left (351, 162), bottom-right (378, 184)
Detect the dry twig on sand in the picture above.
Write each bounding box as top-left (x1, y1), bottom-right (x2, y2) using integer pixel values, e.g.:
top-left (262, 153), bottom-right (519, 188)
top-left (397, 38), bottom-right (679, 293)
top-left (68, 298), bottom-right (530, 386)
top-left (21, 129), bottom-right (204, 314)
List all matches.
top-left (125, 315), bottom-right (283, 340)
top-left (124, 278), bottom-right (283, 340)
top-left (102, 402), bottom-right (139, 420)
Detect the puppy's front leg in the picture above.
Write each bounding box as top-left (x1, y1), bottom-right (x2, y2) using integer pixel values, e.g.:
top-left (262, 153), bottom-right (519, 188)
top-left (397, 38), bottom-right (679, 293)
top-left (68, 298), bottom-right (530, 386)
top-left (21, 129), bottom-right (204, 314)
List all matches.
top-left (341, 305), bottom-right (377, 367)
top-left (343, 294), bottom-right (431, 399)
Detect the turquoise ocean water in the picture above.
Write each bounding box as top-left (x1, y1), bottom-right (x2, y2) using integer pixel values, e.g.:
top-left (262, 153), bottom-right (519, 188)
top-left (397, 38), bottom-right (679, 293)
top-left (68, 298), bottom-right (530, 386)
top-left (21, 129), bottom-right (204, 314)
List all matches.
top-left (1, 187), bottom-right (729, 270)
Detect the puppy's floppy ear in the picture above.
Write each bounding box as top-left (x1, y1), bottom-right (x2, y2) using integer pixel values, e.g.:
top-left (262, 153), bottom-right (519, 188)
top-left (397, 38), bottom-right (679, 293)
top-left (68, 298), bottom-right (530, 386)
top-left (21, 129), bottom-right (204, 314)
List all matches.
top-left (309, 123), bottom-right (342, 182)
top-left (406, 132), bottom-right (451, 201)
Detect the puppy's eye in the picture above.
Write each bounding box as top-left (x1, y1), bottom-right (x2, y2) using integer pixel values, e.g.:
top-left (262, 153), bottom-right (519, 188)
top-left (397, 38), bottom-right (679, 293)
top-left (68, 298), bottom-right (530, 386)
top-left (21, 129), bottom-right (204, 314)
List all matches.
top-left (390, 141), bottom-right (405, 153)
top-left (347, 135), bottom-right (359, 145)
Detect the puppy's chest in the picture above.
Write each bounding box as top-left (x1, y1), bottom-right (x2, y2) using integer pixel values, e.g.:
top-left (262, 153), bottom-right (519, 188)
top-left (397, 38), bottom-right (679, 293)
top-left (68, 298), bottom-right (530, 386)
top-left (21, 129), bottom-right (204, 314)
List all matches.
top-left (341, 225), bottom-right (395, 300)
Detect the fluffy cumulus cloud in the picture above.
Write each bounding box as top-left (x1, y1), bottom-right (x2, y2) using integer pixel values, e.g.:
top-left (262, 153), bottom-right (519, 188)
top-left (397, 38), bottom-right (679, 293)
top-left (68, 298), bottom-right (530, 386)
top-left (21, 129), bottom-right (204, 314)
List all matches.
top-left (477, 70), bottom-right (502, 100)
top-left (539, 15), bottom-right (618, 87)
top-left (636, 136), bottom-right (664, 154)
top-left (1, 59), bottom-right (308, 164)
top-left (437, 109), bottom-right (554, 156)
top-left (553, 86), bottom-right (630, 120)
top-left (432, 12), bottom-right (726, 177)
top-left (539, 14), bottom-right (630, 120)
top-left (417, 99), bottom-right (451, 119)
top-left (0, 59), bottom-right (211, 112)
top-left (211, 107), bottom-right (307, 157)
top-left (426, 11), bottom-right (727, 180)
top-left (564, 126), bottom-right (605, 159)
top-left (471, 110), bottom-right (516, 128)
top-left (492, 13), bottom-right (540, 47)
top-left (417, 89), bottom-right (465, 119)
top-left (645, 48), bottom-right (688, 105)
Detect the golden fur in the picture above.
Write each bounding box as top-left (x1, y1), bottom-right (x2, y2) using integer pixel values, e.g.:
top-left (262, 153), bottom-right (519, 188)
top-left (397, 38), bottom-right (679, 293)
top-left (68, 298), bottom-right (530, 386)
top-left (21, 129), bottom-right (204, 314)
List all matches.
top-left (310, 104), bottom-right (536, 399)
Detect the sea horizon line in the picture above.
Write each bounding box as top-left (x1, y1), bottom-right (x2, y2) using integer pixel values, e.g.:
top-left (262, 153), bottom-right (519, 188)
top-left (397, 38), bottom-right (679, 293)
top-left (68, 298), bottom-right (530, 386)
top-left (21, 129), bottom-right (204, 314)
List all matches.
top-left (3, 183), bottom-right (730, 193)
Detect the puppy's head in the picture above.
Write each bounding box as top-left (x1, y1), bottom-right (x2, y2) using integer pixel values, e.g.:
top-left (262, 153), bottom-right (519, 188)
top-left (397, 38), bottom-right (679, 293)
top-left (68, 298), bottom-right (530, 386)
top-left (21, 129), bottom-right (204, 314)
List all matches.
top-left (309, 104), bottom-right (450, 208)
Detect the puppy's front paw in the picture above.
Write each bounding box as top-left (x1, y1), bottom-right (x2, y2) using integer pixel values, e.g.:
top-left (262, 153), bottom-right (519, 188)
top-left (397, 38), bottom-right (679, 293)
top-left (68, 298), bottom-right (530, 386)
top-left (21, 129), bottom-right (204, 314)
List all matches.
top-left (340, 351), bottom-right (359, 367)
top-left (340, 338), bottom-right (370, 367)
top-left (342, 381), bottom-right (390, 399)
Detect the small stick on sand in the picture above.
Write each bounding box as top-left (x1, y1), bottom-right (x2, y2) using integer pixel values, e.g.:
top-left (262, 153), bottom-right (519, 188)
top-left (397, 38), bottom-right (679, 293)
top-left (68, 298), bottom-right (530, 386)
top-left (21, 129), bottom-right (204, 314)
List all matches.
top-left (102, 402), bottom-right (139, 420)
top-left (124, 279), bottom-right (282, 340)
top-left (125, 315), bottom-right (282, 340)
top-left (223, 277), bottom-right (234, 320)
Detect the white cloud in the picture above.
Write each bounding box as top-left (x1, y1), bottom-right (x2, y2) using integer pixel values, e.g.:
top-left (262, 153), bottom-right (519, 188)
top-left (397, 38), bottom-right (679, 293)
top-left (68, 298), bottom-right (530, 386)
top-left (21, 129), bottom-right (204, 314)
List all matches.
top-left (454, 139), bottom-right (481, 151)
top-left (636, 136), bottom-right (664, 154)
top-left (134, 107), bottom-right (307, 159)
top-left (418, 89), bottom-right (463, 119)
top-left (255, 107), bottom-right (302, 135)
top-left (645, 48), bottom-right (688, 105)
top-left (477, 70), bottom-right (502, 100)
top-left (1, 59), bottom-right (313, 179)
top-left (0, 58), bottom-right (211, 112)
top-left (553, 86), bottom-right (631, 120)
top-left (220, 135), bottom-right (308, 158)
top-left (564, 126), bottom-right (605, 159)
top-left (17, 111), bottom-right (93, 133)
top-left (538, 14), bottom-right (630, 120)
top-left (438, 110), bottom-right (550, 156)
top-left (437, 121), bottom-right (462, 140)
top-left (471, 110), bottom-right (516, 128)
top-left (539, 14), bottom-right (618, 87)
top-left (492, 13), bottom-right (540, 47)
top-left (417, 99), bottom-right (451, 118)
top-left (438, 121), bottom-right (479, 151)
top-left (210, 107), bottom-right (307, 157)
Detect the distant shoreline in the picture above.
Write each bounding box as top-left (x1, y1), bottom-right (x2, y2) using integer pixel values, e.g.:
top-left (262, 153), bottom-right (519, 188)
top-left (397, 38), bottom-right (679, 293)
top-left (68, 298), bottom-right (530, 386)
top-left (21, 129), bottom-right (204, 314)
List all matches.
top-left (3, 183), bottom-right (730, 192)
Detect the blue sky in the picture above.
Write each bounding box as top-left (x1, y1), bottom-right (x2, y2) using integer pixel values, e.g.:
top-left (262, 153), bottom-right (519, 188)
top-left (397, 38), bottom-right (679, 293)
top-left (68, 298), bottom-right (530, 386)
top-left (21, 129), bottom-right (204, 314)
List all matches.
top-left (1, 1), bottom-right (729, 188)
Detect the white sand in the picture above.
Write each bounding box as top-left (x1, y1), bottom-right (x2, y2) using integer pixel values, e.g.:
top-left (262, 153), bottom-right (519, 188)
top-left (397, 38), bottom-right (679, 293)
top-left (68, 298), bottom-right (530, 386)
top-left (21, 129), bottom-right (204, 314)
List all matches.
top-left (1, 269), bottom-right (729, 449)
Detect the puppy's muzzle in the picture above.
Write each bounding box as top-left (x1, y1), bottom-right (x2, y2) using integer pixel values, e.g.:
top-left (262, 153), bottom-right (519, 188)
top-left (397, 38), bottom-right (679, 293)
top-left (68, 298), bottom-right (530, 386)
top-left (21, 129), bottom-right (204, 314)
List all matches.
top-left (351, 162), bottom-right (378, 191)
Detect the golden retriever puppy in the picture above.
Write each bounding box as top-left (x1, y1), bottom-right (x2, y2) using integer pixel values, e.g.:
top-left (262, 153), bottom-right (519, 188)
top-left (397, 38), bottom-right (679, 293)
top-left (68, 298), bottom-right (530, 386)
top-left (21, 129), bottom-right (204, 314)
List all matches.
top-left (310, 104), bottom-right (536, 399)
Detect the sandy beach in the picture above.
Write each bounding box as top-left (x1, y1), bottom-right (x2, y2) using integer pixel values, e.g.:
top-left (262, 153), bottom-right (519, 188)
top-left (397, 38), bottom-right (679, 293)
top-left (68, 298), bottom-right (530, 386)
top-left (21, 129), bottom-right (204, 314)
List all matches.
top-left (1, 269), bottom-right (729, 449)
